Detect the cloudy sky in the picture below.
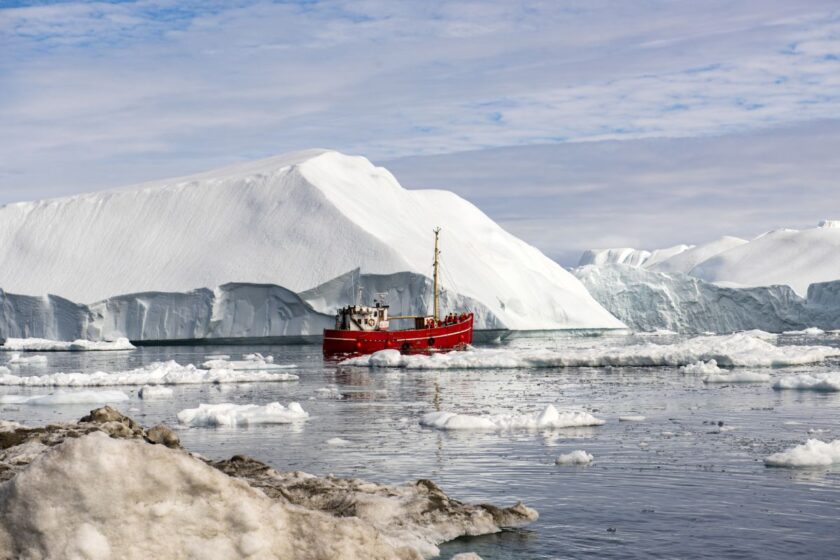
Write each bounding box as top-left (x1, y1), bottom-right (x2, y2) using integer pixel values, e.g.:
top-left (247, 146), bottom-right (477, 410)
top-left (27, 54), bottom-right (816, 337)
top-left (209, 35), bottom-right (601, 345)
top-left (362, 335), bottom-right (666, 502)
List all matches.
top-left (2, 0), bottom-right (839, 264)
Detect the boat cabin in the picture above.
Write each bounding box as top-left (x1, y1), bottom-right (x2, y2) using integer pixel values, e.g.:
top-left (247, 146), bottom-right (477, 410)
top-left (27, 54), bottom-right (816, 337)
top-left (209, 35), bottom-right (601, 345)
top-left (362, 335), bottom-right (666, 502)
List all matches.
top-left (334, 302), bottom-right (390, 332)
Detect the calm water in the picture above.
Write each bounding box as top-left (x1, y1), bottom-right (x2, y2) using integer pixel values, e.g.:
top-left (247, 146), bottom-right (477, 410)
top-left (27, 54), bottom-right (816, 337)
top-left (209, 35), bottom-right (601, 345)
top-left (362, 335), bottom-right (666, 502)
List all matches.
top-left (2, 332), bottom-right (840, 559)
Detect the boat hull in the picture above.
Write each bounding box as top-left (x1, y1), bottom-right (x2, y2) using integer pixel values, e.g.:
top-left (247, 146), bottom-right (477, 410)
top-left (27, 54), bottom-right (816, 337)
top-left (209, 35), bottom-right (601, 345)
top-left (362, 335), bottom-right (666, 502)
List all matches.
top-left (323, 314), bottom-right (473, 357)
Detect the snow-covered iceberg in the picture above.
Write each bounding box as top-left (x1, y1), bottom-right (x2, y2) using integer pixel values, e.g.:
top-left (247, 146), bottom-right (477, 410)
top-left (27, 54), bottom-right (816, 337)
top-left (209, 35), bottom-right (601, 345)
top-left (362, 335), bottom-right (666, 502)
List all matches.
top-left (0, 150), bottom-right (621, 332)
top-left (765, 439), bottom-right (840, 468)
top-left (574, 264), bottom-right (840, 333)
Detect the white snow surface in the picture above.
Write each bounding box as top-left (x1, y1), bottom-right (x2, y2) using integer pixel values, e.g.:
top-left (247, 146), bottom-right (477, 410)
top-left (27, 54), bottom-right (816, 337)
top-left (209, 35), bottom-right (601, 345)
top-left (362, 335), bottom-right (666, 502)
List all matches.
top-left (0, 360), bottom-right (299, 387)
top-left (0, 432), bottom-right (420, 559)
top-left (649, 236), bottom-right (748, 274)
top-left (765, 439), bottom-right (840, 467)
top-left (0, 150), bottom-right (621, 331)
top-left (577, 248), bottom-right (651, 268)
top-left (773, 373), bottom-right (840, 392)
top-left (420, 405), bottom-right (605, 431)
top-left (691, 224), bottom-right (840, 296)
top-left (554, 450), bottom-right (594, 465)
top-left (342, 333), bottom-right (840, 369)
top-left (0, 390), bottom-right (129, 405)
top-left (177, 402), bottom-right (309, 427)
top-left (0, 337), bottom-right (134, 352)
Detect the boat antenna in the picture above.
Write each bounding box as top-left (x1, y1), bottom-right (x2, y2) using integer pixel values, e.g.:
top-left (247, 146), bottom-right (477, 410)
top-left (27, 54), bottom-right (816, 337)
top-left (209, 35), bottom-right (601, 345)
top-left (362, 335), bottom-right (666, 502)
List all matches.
top-left (357, 286), bottom-right (363, 306)
top-left (433, 227), bottom-right (441, 321)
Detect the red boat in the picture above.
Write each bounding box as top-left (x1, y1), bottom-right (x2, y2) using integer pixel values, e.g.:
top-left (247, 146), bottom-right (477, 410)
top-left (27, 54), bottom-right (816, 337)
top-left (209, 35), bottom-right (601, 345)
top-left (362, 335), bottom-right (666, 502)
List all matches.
top-left (323, 228), bottom-right (474, 357)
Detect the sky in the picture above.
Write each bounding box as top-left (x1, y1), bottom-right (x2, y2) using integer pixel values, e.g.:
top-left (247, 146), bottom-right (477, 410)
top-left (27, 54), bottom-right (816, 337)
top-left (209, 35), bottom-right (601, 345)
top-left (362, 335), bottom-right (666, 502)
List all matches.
top-left (1, 0), bottom-right (839, 264)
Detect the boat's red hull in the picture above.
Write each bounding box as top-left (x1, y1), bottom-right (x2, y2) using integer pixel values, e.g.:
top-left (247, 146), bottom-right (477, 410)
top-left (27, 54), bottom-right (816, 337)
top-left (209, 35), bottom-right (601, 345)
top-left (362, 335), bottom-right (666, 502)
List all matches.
top-left (323, 314), bottom-right (474, 357)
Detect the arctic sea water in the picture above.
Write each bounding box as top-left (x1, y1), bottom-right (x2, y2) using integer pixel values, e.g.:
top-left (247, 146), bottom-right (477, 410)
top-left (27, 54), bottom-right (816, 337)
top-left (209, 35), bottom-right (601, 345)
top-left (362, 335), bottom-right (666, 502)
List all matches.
top-left (3, 331), bottom-right (840, 559)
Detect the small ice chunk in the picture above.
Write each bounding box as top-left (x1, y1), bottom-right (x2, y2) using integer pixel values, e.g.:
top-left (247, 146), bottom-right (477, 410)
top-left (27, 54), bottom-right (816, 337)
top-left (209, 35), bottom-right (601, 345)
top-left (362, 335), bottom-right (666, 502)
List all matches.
top-left (204, 354), bottom-right (230, 360)
top-left (765, 439), bottom-right (840, 467)
top-left (420, 405), bottom-right (605, 431)
top-left (782, 327), bottom-right (825, 335)
top-left (773, 373), bottom-right (840, 392)
top-left (6, 353), bottom-right (47, 366)
top-left (555, 450), bottom-right (594, 465)
top-left (703, 371), bottom-right (770, 384)
top-left (177, 402), bottom-right (309, 427)
top-left (681, 360), bottom-right (723, 375)
top-left (619, 415), bottom-right (646, 422)
top-left (139, 385), bottom-right (174, 399)
top-left (0, 390), bottom-right (129, 405)
top-left (315, 387), bottom-right (344, 400)
top-left (326, 437), bottom-right (352, 446)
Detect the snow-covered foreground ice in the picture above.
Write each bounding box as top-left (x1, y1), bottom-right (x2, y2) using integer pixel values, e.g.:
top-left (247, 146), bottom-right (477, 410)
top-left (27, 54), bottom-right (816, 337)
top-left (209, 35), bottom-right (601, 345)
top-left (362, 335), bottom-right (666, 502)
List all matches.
top-left (0, 337), bottom-right (135, 352)
top-left (773, 373), bottom-right (840, 392)
top-left (0, 390), bottom-right (129, 405)
top-left (0, 360), bottom-right (298, 387)
top-left (177, 402), bottom-right (309, 427)
top-left (342, 332), bottom-right (840, 369)
top-left (765, 439), bottom-right (840, 468)
top-left (555, 450), bottom-right (594, 465)
top-left (420, 405), bottom-right (604, 431)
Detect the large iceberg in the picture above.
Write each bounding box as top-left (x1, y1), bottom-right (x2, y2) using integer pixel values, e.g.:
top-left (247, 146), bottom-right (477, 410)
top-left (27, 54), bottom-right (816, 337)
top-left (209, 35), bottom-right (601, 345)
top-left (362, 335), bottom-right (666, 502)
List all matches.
top-left (574, 264), bottom-right (840, 333)
top-left (0, 150), bottom-right (622, 332)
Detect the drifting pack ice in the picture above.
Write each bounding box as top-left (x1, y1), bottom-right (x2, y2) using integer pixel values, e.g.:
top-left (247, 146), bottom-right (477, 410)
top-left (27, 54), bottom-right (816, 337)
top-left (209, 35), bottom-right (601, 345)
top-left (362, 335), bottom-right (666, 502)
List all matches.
top-left (0, 150), bottom-right (622, 343)
top-left (576, 223), bottom-right (840, 333)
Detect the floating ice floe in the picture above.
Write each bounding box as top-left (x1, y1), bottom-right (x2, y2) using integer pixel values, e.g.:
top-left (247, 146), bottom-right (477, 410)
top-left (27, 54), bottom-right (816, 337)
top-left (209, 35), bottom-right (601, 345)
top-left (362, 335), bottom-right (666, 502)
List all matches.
top-left (326, 437), bottom-right (352, 446)
top-left (138, 385), bottom-right (174, 399)
top-left (342, 332), bottom-right (840, 369)
top-left (0, 360), bottom-right (299, 387)
top-left (200, 358), bottom-right (293, 371)
top-left (314, 387), bottom-right (344, 400)
top-left (420, 405), bottom-right (605, 431)
top-left (703, 371), bottom-right (771, 384)
top-left (773, 373), bottom-right (840, 392)
top-left (618, 415), bottom-right (646, 422)
top-left (204, 354), bottom-right (230, 360)
top-left (781, 327), bottom-right (826, 335)
top-left (555, 450), bottom-right (594, 465)
top-left (0, 337), bottom-right (135, 352)
top-left (243, 352), bottom-right (274, 363)
top-left (177, 402), bottom-right (309, 427)
top-left (0, 390), bottom-right (129, 405)
top-left (765, 439), bottom-right (840, 467)
top-left (6, 353), bottom-right (48, 366)
top-left (680, 360), bottom-right (723, 374)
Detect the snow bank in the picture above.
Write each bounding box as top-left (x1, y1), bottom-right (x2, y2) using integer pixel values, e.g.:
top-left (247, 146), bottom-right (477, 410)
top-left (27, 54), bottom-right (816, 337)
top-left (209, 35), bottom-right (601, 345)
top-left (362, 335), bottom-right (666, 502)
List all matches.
top-left (0, 432), bottom-right (419, 559)
top-left (0, 390), bottom-right (129, 405)
top-left (0, 337), bottom-right (134, 352)
top-left (138, 385), bottom-right (174, 399)
top-left (554, 450), bottom-right (594, 465)
top-left (420, 405), bottom-right (605, 431)
top-left (773, 373), bottom-right (840, 392)
top-left (681, 360), bottom-right (724, 374)
top-left (765, 439), bottom-right (840, 467)
top-left (0, 360), bottom-right (299, 387)
top-left (703, 371), bottom-right (770, 384)
top-left (343, 333), bottom-right (840, 369)
top-left (6, 353), bottom-right (47, 365)
top-left (177, 402), bottom-right (309, 427)
top-left (0, 150), bottom-right (621, 331)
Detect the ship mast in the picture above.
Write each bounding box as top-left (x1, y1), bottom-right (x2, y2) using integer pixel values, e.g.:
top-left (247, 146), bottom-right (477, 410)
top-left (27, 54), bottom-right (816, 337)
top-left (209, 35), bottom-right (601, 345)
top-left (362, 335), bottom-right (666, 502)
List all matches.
top-left (433, 227), bottom-right (441, 321)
